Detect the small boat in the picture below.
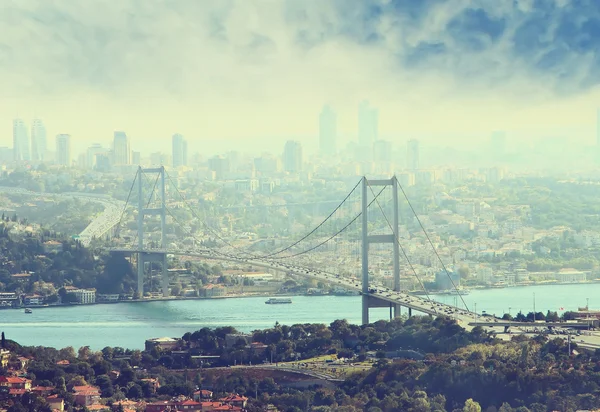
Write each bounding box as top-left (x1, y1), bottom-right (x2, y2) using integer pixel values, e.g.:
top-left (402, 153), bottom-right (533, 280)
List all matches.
top-left (265, 298), bottom-right (292, 304)
top-left (24, 308), bottom-right (32, 314)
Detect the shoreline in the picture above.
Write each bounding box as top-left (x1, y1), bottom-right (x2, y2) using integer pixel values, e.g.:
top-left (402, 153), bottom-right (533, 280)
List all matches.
top-left (4, 280), bottom-right (599, 311)
top-left (2, 291), bottom-right (361, 311)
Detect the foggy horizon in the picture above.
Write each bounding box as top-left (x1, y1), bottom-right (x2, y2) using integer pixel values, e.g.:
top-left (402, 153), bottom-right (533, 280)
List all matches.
top-left (2, 1), bottom-right (600, 156)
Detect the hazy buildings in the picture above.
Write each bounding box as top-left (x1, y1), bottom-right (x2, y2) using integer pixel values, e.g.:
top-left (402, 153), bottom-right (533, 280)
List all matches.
top-left (132, 151), bottom-right (141, 165)
top-left (172, 133), bottom-right (188, 167)
top-left (86, 144), bottom-right (106, 169)
top-left (112, 131), bottom-right (130, 166)
top-left (31, 119), bottom-right (47, 162)
top-left (13, 119), bottom-right (30, 162)
top-left (407, 139), bottom-right (420, 171)
top-left (358, 100), bottom-right (378, 149)
top-left (208, 156), bottom-right (230, 180)
top-left (283, 140), bottom-right (303, 173)
top-left (254, 155), bottom-right (279, 174)
top-left (319, 105), bottom-right (337, 156)
top-left (55, 134), bottom-right (71, 167)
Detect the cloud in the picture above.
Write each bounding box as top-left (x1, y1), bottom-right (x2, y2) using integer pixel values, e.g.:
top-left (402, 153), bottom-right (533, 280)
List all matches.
top-left (1, 0), bottom-right (600, 153)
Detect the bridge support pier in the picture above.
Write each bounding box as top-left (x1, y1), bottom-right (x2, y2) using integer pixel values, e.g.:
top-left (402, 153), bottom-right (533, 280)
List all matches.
top-left (361, 176), bottom-right (401, 325)
top-left (136, 166), bottom-right (169, 298)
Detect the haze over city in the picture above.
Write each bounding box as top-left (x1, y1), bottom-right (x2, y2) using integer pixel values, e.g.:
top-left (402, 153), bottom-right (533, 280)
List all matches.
top-left (2, 0), bottom-right (600, 156)
top-left (6, 2), bottom-right (600, 412)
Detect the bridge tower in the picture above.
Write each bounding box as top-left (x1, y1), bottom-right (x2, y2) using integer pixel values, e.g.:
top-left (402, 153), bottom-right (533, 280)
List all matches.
top-left (136, 166), bottom-right (169, 298)
top-left (361, 176), bottom-right (401, 325)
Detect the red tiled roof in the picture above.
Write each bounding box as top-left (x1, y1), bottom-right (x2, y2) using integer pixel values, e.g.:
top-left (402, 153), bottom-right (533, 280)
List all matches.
top-left (73, 385), bottom-right (99, 393)
top-left (9, 389), bottom-right (28, 395)
top-left (201, 402), bottom-right (224, 407)
top-left (0, 376), bottom-right (28, 383)
top-left (179, 400), bottom-right (201, 405)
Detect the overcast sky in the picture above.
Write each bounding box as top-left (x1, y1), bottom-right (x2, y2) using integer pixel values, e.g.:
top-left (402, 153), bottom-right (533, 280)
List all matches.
top-left (1, 0), bottom-right (600, 156)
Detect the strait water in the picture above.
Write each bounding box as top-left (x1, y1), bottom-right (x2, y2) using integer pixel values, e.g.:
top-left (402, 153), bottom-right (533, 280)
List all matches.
top-left (0, 283), bottom-right (596, 350)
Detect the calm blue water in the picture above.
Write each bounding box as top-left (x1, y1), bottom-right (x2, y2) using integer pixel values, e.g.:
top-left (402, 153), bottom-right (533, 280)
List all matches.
top-left (0, 283), bottom-right (597, 350)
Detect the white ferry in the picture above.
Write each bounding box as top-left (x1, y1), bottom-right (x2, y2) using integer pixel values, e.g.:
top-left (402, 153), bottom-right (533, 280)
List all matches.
top-left (265, 298), bottom-right (292, 304)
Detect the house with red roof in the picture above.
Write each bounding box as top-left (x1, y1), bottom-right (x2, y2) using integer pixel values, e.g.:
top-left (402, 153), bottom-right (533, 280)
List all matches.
top-left (193, 389), bottom-right (213, 401)
top-left (72, 385), bottom-right (101, 407)
top-left (0, 376), bottom-right (32, 390)
top-left (219, 394), bottom-right (248, 408)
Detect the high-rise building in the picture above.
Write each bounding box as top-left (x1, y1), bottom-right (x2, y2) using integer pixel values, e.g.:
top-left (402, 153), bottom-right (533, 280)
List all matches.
top-left (13, 119), bottom-right (30, 162)
top-left (55, 134), bottom-right (71, 167)
top-left (172, 133), bottom-right (188, 167)
top-left (283, 140), bottom-right (303, 173)
top-left (208, 156), bottom-right (230, 180)
top-left (113, 131), bottom-right (130, 166)
top-left (86, 144), bottom-right (105, 169)
top-left (358, 100), bottom-right (378, 149)
top-left (31, 119), bottom-right (47, 162)
top-left (319, 105), bottom-right (337, 156)
top-left (407, 139), bottom-right (420, 171)
top-left (131, 151), bottom-right (141, 165)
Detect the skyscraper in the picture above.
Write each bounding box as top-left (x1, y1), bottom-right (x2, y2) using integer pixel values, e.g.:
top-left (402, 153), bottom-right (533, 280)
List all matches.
top-left (283, 140), bottom-right (303, 173)
top-left (31, 119), bottom-right (47, 162)
top-left (113, 131), bottom-right (130, 166)
top-left (172, 133), bottom-right (188, 167)
top-left (13, 119), bottom-right (30, 162)
top-left (86, 144), bottom-right (105, 169)
top-left (358, 100), bottom-right (378, 149)
top-left (319, 105), bottom-right (337, 156)
top-left (407, 139), bottom-right (420, 171)
top-left (55, 134), bottom-right (71, 166)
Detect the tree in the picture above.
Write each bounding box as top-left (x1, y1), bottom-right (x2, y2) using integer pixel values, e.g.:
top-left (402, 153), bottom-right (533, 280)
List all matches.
top-left (464, 399), bottom-right (482, 412)
top-left (1, 331), bottom-right (5, 348)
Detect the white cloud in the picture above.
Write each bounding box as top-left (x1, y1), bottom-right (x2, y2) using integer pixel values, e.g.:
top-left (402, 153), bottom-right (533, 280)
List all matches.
top-left (0, 0), bottom-right (599, 155)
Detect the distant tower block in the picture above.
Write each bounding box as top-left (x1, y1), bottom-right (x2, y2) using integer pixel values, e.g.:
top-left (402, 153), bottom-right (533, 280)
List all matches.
top-left (136, 166), bottom-right (169, 298)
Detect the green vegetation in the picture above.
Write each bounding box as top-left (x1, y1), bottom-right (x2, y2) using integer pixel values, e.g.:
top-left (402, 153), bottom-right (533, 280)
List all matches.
top-left (3, 314), bottom-right (600, 411)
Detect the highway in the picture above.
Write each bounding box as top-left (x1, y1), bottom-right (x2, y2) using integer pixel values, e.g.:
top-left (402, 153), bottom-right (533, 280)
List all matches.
top-left (0, 186), bottom-right (125, 247)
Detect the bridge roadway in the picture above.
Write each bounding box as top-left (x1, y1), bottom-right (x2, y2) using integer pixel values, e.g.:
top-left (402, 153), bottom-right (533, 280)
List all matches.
top-left (108, 246), bottom-right (600, 350)
top-left (111, 246), bottom-right (484, 329)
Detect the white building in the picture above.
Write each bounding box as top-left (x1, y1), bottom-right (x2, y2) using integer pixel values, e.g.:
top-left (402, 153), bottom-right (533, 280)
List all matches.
top-left (72, 288), bottom-right (96, 304)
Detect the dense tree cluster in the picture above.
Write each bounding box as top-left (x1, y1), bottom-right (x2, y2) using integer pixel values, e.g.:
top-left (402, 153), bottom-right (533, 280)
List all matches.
top-left (4, 314), bottom-right (600, 411)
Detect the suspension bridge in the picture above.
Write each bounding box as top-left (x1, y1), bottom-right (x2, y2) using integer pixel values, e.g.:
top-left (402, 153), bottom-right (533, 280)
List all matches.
top-left (97, 166), bottom-right (491, 328)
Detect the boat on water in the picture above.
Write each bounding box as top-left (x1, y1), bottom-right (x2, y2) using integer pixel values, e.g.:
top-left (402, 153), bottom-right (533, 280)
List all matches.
top-left (265, 298), bottom-right (292, 304)
top-left (24, 308), bottom-right (32, 314)
top-left (448, 289), bottom-right (470, 296)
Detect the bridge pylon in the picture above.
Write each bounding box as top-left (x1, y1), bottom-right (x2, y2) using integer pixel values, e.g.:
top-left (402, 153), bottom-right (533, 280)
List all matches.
top-left (361, 176), bottom-right (401, 325)
top-left (136, 166), bottom-right (169, 298)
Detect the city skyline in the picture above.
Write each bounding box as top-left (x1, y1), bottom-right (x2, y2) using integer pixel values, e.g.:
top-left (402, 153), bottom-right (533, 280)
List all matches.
top-left (1, 1), bottom-right (600, 154)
